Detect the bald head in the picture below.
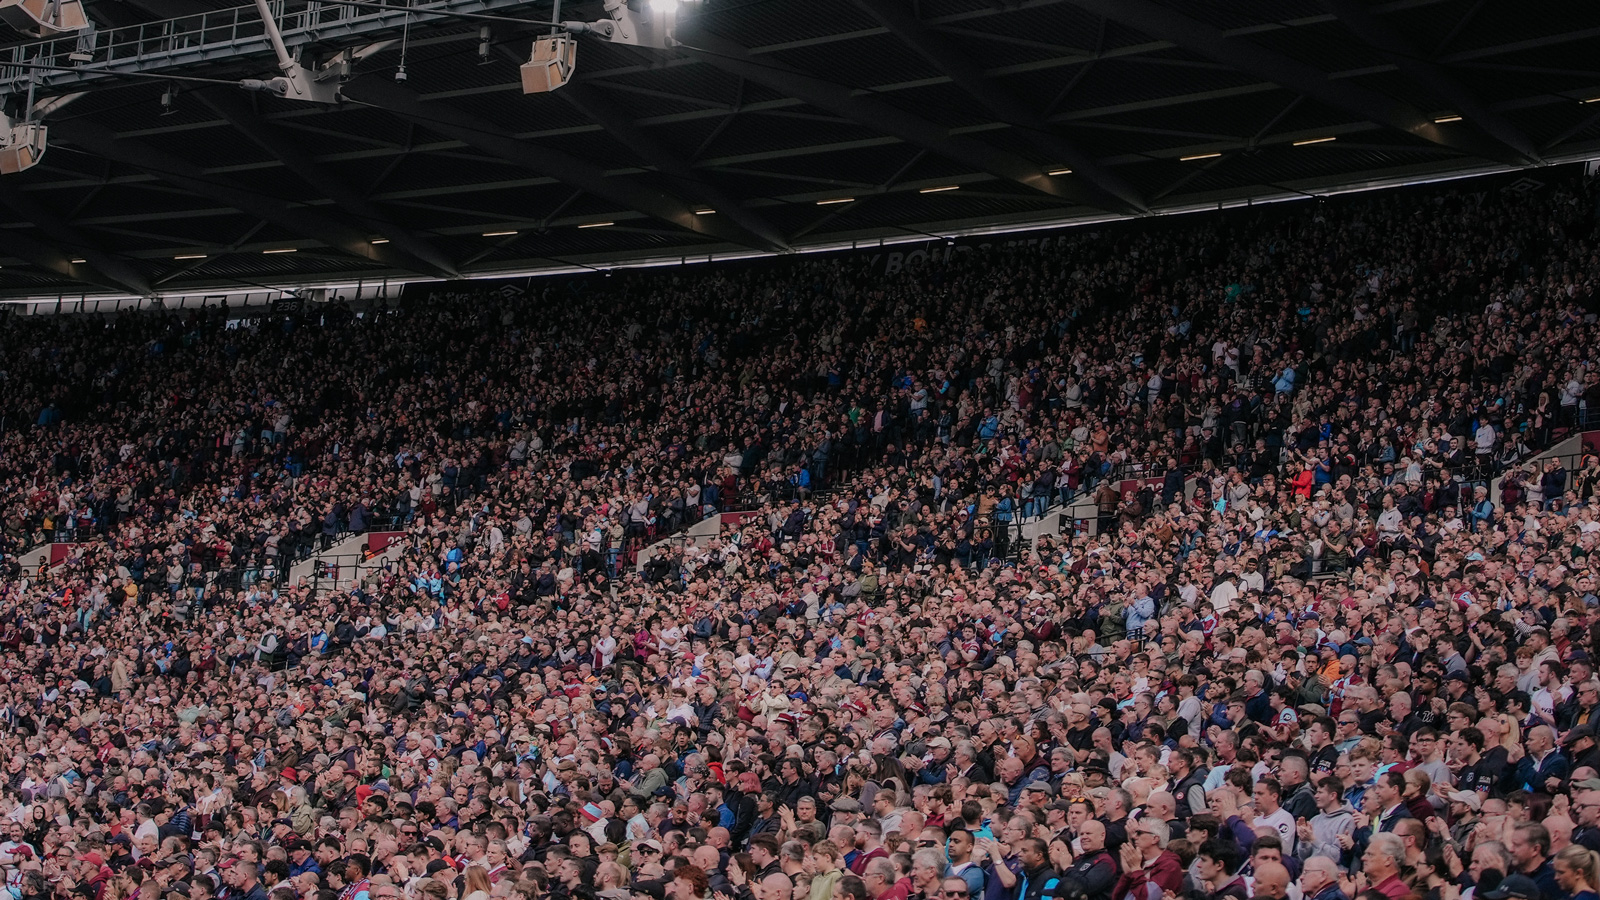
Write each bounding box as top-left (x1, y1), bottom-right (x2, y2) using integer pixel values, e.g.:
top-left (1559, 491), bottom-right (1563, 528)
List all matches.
top-left (1144, 791), bottom-right (1176, 820)
top-left (1253, 862), bottom-right (1290, 900)
top-left (1546, 815), bottom-right (1575, 851)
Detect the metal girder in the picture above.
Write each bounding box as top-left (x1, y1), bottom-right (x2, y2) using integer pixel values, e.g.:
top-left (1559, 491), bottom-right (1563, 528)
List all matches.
top-left (198, 89), bottom-right (458, 277)
top-left (0, 224), bottom-right (145, 293)
top-left (556, 80), bottom-right (791, 250)
top-left (337, 76), bottom-right (785, 252)
top-left (1060, 0), bottom-right (1533, 169)
top-left (0, 183), bottom-right (152, 294)
top-left (850, 0), bottom-right (1148, 214)
top-left (1318, 0), bottom-right (1540, 165)
top-left (675, 26), bottom-right (1139, 216)
top-left (119, 0), bottom-right (209, 18)
top-left (50, 118), bottom-right (447, 276)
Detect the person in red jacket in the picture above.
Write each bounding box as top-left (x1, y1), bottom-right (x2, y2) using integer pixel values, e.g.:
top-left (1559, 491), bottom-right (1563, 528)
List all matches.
top-left (1112, 819), bottom-right (1184, 900)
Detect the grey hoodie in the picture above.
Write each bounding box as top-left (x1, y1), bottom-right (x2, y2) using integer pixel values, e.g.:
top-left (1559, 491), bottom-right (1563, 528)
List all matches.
top-left (1295, 805), bottom-right (1357, 862)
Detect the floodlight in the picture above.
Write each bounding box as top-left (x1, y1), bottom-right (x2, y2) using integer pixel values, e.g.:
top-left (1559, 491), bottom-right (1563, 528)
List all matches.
top-left (0, 113), bottom-right (47, 175)
top-left (0, 0), bottom-right (88, 37)
top-left (521, 33), bottom-right (576, 94)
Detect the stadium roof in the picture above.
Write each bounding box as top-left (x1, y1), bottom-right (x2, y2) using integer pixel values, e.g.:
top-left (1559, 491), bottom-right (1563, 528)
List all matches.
top-left (1, 0), bottom-right (1598, 298)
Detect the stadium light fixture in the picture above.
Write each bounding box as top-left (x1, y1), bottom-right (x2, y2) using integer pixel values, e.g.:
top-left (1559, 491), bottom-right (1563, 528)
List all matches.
top-left (263, 248), bottom-right (298, 254)
top-left (1434, 114), bottom-right (1462, 123)
top-left (1047, 168), bottom-right (1073, 176)
top-left (1292, 136), bottom-right (1337, 146)
top-left (483, 230), bottom-right (518, 237)
top-left (694, 209), bottom-right (716, 215)
top-left (529, 0), bottom-right (704, 94)
top-left (70, 257), bottom-right (86, 263)
top-left (370, 238), bottom-right (390, 244)
top-left (0, 113), bottom-right (48, 175)
top-left (0, 0), bottom-right (89, 38)
top-left (577, 221), bottom-right (614, 228)
top-left (817, 197), bottom-right (854, 205)
top-left (1180, 152), bottom-right (1221, 161)
top-left (174, 254), bottom-right (207, 260)
top-left (919, 185), bottom-right (960, 193)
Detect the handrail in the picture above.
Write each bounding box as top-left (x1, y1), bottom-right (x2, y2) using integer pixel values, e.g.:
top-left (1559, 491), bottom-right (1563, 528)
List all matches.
top-left (0, 0), bottom-right (553, 93)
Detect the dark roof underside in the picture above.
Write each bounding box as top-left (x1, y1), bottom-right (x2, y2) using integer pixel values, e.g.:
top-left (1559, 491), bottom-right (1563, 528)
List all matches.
top-left (1, 0), bottom-right (1598, 297)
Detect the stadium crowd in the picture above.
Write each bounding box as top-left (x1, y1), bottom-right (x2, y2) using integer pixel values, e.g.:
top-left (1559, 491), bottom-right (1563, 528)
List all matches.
top-left (2, 170), bottom-right (1600, 900)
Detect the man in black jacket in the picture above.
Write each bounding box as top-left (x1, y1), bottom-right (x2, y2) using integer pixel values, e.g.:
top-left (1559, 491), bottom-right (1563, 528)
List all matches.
top-left (1016, 839), bottom-right (1064, 900)
top-left (726, 771), bottom-right (760, 850)
top-left (1057, 822), bottom-right (1117, 900)
top-left (776, 758), bottom-right (818, 810)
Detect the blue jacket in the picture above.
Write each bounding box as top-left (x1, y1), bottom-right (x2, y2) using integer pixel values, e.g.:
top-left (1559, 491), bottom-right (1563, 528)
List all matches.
top-left (1514, 749), bottom-right (1570, 793)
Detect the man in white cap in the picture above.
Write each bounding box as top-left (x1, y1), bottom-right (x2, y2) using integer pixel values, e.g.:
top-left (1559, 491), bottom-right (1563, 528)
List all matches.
top-left (912, 737), bottom-right (952, 786)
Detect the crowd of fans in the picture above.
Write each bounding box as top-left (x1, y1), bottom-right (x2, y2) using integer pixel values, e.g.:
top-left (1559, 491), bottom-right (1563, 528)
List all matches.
top-left (2, 169), bottom-right (1600, 900)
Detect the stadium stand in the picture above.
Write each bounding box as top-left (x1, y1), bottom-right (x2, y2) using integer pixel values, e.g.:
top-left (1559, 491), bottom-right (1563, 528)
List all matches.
top-left (1, 170), bottom-right (1600, 900)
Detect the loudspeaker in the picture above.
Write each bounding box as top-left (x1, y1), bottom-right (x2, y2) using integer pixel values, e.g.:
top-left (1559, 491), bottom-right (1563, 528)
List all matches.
top-left (0, 121), bottom-right (46, 175)
top-left (521, 34), bottom-right (576, 94)
top-left (0, 0), bottom-right (88, 37)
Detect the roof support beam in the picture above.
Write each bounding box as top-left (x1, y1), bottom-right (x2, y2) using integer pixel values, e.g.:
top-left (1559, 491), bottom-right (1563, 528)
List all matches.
top-left (0, 184), bottom-right (152, 295)
top-left (557, 80), bottom-right (791, 250)
top-left (676, 26), bottom-right (1141, 216)
top-left (50, 119), bottom-right (449, 277)
top-left (850, 0), bottom-right (1147, 214)
top-left (198, 89), bottom-right (459, 277)
top-left (0, 225), bottom-right (144, 293)
top-left (1318, 0), bottom-right (1540, 164)
top-left (338, 76), bottom-right (786, 252)
top-left (1059, 0), bottom-right (1533, 168)
top-left (118, 0), bottom-right (209, 18)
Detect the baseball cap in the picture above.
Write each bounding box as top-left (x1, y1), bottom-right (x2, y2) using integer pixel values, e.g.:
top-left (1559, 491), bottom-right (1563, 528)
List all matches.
top-left (1482, 875), bottom-right (1541, 900)
top-left (1445, 791), bottom-right (1482, 811)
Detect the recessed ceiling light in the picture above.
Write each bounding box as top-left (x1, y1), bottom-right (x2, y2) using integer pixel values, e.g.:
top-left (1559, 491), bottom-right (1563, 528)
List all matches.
top-left (1179, 152), bottom-right (1222, 161)
top-left (1583, 96), bottom-right (1600, 104)
top-left (482, 230), bottom-right (518, 237)
top-left (1433, 115), bottom-right (1462, 123)
top-left (1292, 136), bottom-right (1337, 146)
top-left (1047, 168), bottom-right (1073, 176)
top-left (70, 258), bottom-right (86, 263)
top-left (919, 185), bottom-right (960, 193)
top-left (263, 248), bottom-right (297, 254)
top-left (578, 221), bottom-right (614, 229)
top-left (694, 209), bottom-right (716, 215)
top-left (174, 254), bottom-right (207, 260)
top-left (816, 197), bottom-right (854, 205)
top-left (370, 238), bottom-right (390, 244)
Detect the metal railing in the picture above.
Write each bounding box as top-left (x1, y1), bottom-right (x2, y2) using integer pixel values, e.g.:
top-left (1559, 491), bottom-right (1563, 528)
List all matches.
top-left (0, 0), bottom-right (554, 93)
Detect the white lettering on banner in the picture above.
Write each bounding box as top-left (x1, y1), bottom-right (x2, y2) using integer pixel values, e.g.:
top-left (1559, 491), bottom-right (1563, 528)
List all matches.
top-left (883, 252), bottom-right (904, 276)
